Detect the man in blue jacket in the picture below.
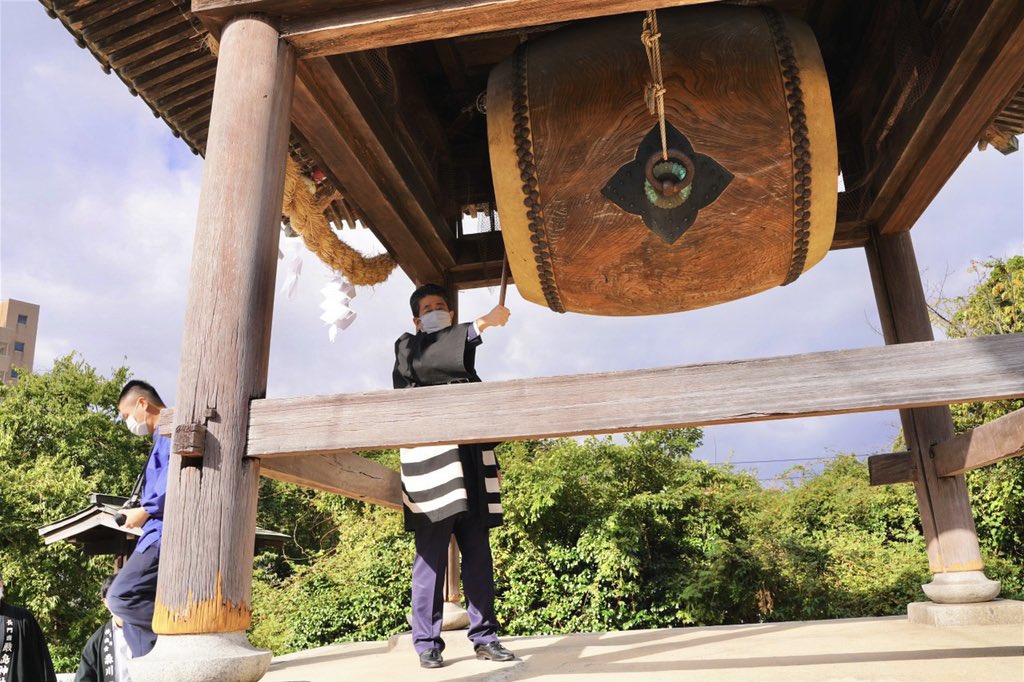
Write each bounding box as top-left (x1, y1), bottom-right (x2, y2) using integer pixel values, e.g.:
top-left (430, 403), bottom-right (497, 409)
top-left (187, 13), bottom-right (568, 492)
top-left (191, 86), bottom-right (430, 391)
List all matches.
top-left (106, 380), bottom-right (169, 658)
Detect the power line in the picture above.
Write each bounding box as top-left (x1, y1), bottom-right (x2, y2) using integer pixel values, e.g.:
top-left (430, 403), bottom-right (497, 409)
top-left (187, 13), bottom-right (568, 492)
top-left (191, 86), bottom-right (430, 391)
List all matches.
top-left (700, 453), bottom-right (875, 466)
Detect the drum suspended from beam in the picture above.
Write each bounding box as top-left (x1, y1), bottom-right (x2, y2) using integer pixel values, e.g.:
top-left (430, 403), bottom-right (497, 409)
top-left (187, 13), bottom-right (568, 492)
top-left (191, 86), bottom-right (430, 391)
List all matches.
top-left (488, 5), bottom-right (837, 315)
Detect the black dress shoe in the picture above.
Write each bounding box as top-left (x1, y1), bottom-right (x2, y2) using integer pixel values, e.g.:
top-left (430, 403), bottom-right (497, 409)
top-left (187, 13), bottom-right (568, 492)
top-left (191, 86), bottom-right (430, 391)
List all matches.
top-left (474, 641), bottom-right (516, 662)
top-left (419, 648), bottom-right (444, 669)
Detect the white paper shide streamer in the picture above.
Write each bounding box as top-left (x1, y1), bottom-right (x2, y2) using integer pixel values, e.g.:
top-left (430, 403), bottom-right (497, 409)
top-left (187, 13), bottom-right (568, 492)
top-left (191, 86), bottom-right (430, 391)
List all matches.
top-left (320, 272), bottom-right (357, 341)
top-left (280, 246), bottom-right (303, 300)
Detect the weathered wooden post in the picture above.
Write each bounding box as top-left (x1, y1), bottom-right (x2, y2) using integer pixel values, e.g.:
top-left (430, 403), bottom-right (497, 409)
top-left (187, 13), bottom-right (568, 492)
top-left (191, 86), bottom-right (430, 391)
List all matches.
top-left (866, 230), bottom-right (1000, 606)
top-left (441, 282), bottom-right (470, 629)
top-left (129, 14), bottom-right (295, 682)
top-left (443, 537), bottom-right (470, 628)
top-left (446, 539), bottom-right (462, 606)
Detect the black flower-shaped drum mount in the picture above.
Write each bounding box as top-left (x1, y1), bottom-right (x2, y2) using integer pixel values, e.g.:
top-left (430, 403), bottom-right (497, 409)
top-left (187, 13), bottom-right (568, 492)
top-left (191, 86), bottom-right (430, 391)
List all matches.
top-left (602, 122), bottom-right (733, 245)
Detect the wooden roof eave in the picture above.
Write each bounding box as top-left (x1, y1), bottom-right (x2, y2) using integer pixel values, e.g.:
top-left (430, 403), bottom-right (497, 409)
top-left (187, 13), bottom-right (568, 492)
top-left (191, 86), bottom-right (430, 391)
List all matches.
top-left (837, 0), bottom-right (1024, 236)
top-left (41, 0), bottom-right (214, 156)
top-left (42, 0), bottom-right (461, 287)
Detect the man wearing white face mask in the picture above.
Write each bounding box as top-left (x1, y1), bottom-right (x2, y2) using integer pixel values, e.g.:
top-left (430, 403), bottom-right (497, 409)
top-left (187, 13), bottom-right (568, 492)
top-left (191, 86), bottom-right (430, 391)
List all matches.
top-left (106, 381), bottom-right (170, 659)
top-left (393, 284), bottom-right (514, 669)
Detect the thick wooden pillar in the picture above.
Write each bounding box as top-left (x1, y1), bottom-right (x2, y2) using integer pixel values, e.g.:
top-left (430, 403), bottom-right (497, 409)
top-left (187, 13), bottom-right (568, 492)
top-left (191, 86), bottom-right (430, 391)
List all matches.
top-left (865, 231), bottom-right (988, 579)
top-left (156, 15), bottom-right (295, 634)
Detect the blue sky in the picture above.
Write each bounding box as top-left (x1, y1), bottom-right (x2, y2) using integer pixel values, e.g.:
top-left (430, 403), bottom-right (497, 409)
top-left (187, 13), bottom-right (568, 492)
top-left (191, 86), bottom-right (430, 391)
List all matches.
top-left (1, 1), bottom-right (1022, 481)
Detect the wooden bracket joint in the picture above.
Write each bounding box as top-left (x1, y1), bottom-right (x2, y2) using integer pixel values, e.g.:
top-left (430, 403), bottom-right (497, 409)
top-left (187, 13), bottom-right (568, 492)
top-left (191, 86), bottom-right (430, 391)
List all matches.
top-left (867, 450), bottom-right (916, 486)
top-left (172, 423), bottom-right (207, 458)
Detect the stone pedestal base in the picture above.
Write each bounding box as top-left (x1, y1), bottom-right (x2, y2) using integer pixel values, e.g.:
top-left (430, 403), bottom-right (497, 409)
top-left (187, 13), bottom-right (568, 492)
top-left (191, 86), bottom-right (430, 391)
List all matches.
top-left (128, 632), bottom-right (272, 682)
top-left (442, 601), bottom-right (470, 630)
top-left (921, 570), bottom-right (1001, 603)
top-left (404, 601), bottom-right (471, 632)
top-left (908, 599), bottom-right (1024, 627)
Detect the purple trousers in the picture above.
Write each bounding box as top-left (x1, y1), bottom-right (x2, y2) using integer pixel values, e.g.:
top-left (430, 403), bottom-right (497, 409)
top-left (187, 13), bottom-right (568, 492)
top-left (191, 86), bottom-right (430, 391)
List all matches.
top-left (412, 513), bottom-right (500, 654)
top-left (107, 543), bottom-right (159, 657)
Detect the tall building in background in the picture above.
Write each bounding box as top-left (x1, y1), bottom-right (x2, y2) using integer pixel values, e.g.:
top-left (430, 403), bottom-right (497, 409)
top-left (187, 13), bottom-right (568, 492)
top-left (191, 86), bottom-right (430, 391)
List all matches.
top-left (0, 299), bottom-right (40, 384)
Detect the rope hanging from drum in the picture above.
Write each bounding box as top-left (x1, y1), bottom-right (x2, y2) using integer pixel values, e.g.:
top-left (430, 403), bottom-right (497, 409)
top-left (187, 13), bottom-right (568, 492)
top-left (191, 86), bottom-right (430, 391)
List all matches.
top-left (599, 8), bottom-right (735, 244)
top-left (641, 10), bottom-right (669, 162)
top-left (598, 12), bottom-right (735, 246)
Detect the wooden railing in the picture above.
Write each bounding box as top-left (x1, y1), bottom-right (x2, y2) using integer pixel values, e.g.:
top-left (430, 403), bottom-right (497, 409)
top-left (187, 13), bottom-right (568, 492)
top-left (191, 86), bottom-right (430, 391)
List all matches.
top-left (869, 406), bottom-right (1024, 485)
top-left (160, 333), bottom-right (1024, 506)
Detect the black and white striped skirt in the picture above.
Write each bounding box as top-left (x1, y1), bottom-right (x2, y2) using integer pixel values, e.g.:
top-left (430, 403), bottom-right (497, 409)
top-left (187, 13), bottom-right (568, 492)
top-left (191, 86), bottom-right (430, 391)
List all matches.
top-left (400, 444), bottom-right (502, 530)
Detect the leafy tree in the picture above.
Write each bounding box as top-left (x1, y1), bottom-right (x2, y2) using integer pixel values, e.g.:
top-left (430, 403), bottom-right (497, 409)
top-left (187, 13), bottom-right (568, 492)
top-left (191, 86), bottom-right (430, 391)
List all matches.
top-left (0, 355), bottom-right (146, 671)
top-left (739, 456), bottom-right (929, 621)
top-left (250, 431), bottom-right (774, 650)
top-left (250, 501), bottom-right (413, 653)
top-left (250, 449), bottom-right (411, 653)
top-left (492, 431), bottom-right (765, 633)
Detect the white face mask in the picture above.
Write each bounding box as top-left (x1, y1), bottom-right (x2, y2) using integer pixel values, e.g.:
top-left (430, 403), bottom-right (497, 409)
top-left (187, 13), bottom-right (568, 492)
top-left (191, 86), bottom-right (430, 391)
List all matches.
top-left (419, 309), bottom-right (452, 334)
top-left (125, 401), bottom-right (151, 437)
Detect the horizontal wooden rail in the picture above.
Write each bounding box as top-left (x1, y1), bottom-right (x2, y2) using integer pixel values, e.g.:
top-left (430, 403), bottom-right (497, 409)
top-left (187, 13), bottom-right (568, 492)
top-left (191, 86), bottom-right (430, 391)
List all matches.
top-left (867, 451), bottom-right (915, 486)
top-left (260, 452), bottom-right (402, 509)
top-left (932, 407), bottom-right (1024, 477)
top-left (162, 333), bottom-right (1024, 456)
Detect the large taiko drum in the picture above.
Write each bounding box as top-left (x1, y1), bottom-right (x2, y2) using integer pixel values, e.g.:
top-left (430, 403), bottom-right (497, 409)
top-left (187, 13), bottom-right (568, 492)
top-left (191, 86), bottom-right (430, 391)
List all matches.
top-left (488, 5), bottom-right (837, 315)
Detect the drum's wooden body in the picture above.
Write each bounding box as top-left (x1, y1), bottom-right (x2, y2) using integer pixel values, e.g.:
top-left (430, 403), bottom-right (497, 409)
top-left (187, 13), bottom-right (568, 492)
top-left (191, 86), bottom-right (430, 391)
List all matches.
top-left (488, 6), bottom-right (837, 315)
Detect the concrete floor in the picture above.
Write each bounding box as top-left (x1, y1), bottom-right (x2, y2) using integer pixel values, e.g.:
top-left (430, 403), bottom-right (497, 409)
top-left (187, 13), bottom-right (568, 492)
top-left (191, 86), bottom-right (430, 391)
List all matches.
top-left (262, 615), bottom-right (1024, 682)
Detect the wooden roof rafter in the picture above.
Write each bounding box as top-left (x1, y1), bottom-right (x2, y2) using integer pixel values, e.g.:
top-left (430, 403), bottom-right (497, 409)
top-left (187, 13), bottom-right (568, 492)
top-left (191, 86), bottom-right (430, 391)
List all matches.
top-left (836, 0), bottom-right (1024, 235)
top-left (291, 56), bottom-right (456, 285)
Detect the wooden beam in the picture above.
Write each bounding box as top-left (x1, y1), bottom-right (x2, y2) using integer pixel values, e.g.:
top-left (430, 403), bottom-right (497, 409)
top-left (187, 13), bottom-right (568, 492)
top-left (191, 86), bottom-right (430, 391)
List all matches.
top-left (450, 263), bottom-right (511, 290)
top-left (840, 0), bottom-right (1024, 236)
top-left (192, 0), bottom-right (723, 57)
top-left (290, 56), bottom-right (453, 285)
top-left (149, 334), bottom-right (1024, 457)
top-left (261, 452), bottom-right (402, 509)
top-left (434, 39), bottom-right (468, 93)
top-left (868, 450), bottom-right (916, 486)
top-left (933, 407), bottom-right (1024, 477)
top-left (830, 219), bottom-right (870, 250)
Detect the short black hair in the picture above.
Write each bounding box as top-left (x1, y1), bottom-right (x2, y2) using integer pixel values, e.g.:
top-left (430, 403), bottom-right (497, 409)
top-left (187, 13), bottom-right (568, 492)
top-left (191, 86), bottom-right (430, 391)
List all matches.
top-left (118, 380), bottom-right (165, 409)
top-left (410, 284), bottom-right (451, 317)
top-left (100, 575), bottom-right (115, 600)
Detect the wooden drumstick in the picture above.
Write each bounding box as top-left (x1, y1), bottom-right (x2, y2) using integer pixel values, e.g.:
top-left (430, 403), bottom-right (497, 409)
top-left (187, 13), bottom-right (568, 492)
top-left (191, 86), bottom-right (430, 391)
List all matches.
top-left (498, 251), bottom-right (510, 307)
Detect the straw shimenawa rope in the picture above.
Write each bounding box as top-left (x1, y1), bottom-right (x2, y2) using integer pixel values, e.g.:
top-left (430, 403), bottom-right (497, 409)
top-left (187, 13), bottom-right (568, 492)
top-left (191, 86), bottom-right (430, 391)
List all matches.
top-left (205, 34), bottom-right (396, 286)
top-left (281, 157), bottom-right (397, 286)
